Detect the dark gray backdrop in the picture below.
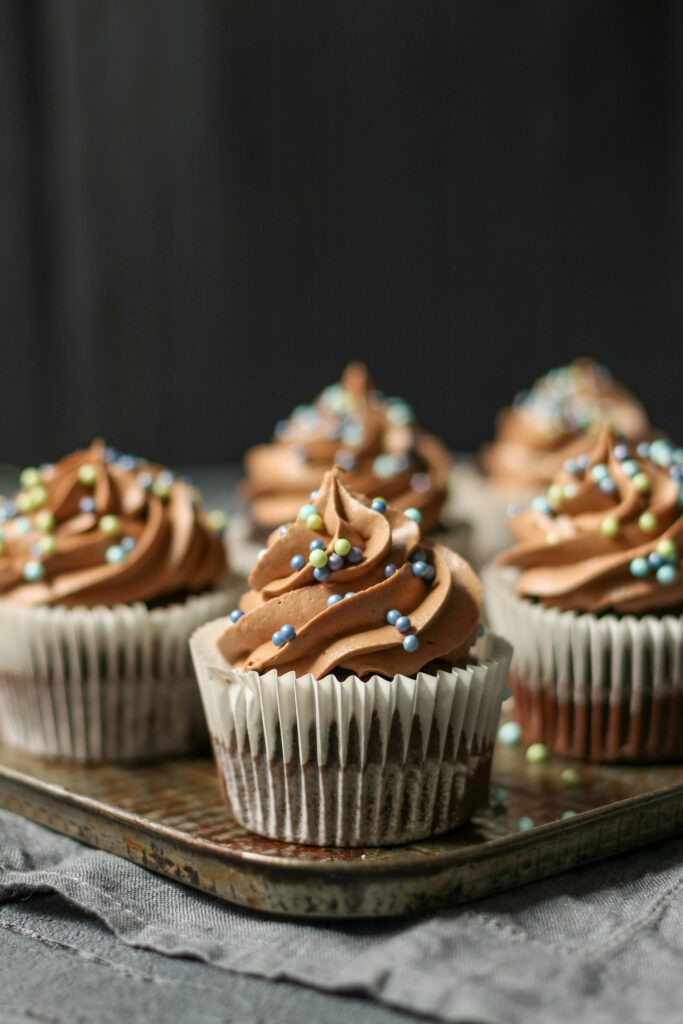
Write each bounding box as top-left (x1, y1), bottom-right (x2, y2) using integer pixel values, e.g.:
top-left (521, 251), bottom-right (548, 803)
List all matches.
top-left (1, 1), bottom-right (680, 467)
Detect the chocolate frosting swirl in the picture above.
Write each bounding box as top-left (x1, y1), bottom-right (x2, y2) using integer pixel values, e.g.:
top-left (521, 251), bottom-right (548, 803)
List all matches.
top-left (242, 363), bottom-right (451, 532)
top-left (0, 441), bottom-right (228, 607)
top-left (481, 359), bottom-right (652, 490)
top-left (498, 428), bottom-right (683, 613)
top-left (220, 467), bottom-right (481, 678)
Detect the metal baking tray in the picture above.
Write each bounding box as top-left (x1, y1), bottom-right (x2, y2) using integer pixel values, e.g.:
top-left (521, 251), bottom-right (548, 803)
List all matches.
top-left (1, 738), bottom-right (682, 919)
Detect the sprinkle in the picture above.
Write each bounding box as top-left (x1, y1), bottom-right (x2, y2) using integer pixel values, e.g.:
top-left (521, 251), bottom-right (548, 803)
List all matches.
top-left (229, 609), bottom-right (244, 623)
top-left (563, 459), bottom-right (579, 476)
top-left (121, 537), bottom-right (136, 552)
top-left (15, 517), bottom-right (31, 535)
top-left (384, 563), bottom-right (397, 578)
top-left (272, 630), bottom-right (285, 647)
top-left (599, 477), bottom-right (616, 495)
top-left (620, 459), bottom-right (639, 478)
top-left (333, 538), bottom-right (351, 556)
top-left (371, 498), bottom-right (387, 513)
top-left (36, 535), bottom-right (56, 556)
top-left (290, 554), bottom-right (306, 571)
top-left (207, 510), bottom-right (227, 531)
top-left (590, 463), bottom-right (609, 482)
top-left (411, 472), bottom-right (431, 493)
top-left (411, 560), bottom-right (429, 577)
top-left (105, 544), bottom-right (125, 564)
top-left (633, 472), bottom-right (651, 494)
top-left (373, 455), bottom-right (396, 478)
top-left (0, 501), bottom-right (18, 522)
top-left (19, 468), bottom-right (41, 489)
top-left (576, 454), bottom-right (590, 471)
top-left (517, 817), bottom-right (534, 832)
top-left (34, 511), bottom-right (55, 531)
top-left (422, 565), bottom-right (436, 582)
top-left (79, 497), bottom-right (96, 514)
top-left (314, 566), bottom-right (331, 581)
top-left (648, 552), bottom-right (663, 570)
top-left (601, 517), bottom-right (620, 537)
top-left (561, 810), bottom-right (578, 820)
top-left (545, 531), bottom-right (560, 545)
top-left (78, 464), bottom-right (97, 486)
top-left (404, 507), bottom-right (421, 524)
top-left (279, 525), bottom-right (289, 536)
top-left (656, 564), bottom-right (678, 585)
top-left (257, 548), bottom-right (268, 560)
top-left (305, 513), bottom-right (323, 530)
top-left (102, 447), bottom-right (117, 463)
top-left (309, 539), bottom-right (325, 551)
top-left (280, 624), bottom-right (295, 642)
top-left (657, 538), bottom-right (676, 559)
top-left (299, 504), bottom-right (317, 521)
top-left (347, 546), bottom-right (363, 564)
top-left (525, 742), bottom-right (549, 764)
top-left (491, 787), bottom-right (508, 806)
top-left (563, 484), bottom-right (578, 499)
top-left (386, 609), bottom-right (400, 625)
top-left (309, 549), bottom-right (328, 568)
top-left (309, 490), bottom-right (318, 501)
top-left (638, 511), bottom-right (658, 533)
top-left (335, 449), bottom-right (357, 471)
top-left (531, 496), bottom-right (552, 515)
top-left (327, 594), bottom-right (343, 607)
top-left (613, 444), bottom-right (629, 460)
top-left (403, 634), bottom-right (419, 653)
top-left (637, 442), bottom-right (650, 457)
top-left (395, 615), bottom-right (412, 634)
top-left (385, 399), bottom-right (414, 426)
top-left (498, 721), bottom-right (522, 745)
top-left (96, 515), bottom-right (119, 536)
top-left (561, 767), bottom-right (580, 787)
top-left (22, 561), bottom-right (45, 582)
top-left (630, 556), bottom-right (650, 578)
top-left (547, 483), bottom-right (564, 508)
top-left (328, 553), bottom-right (344, 571)
top-left (344, 592), bottom-right (356, 599)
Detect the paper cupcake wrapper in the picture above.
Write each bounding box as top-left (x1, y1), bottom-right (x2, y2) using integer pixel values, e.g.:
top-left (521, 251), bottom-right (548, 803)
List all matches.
top-left (190, 619), bottom-right (511, 846)
top-left (229, 510), bottom-right (472, 581)
top-left (0, 583), bottom-right (243, 762)
top-left (482, 564), bottom-right (683, 761)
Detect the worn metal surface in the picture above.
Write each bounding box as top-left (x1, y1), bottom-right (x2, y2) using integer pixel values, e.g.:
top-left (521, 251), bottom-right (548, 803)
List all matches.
top-left (1, 739), bottom-right (683, 918)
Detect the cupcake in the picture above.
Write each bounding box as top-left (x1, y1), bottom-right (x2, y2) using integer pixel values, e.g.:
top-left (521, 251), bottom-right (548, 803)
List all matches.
top-left (457, 359), bottom-right (654, 569)
top-left (230, 363), bottom-right (466, 575)
top-left (483, 427), bottom-right (683, 761)
top-left (191, 467), bottom-right (511, 846)
top-left (0, 441), bottom-right (238, 762)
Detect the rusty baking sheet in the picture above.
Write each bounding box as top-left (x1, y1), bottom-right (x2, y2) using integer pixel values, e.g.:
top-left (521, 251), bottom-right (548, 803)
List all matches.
top-left (1, 739), bottom-right (682, 919)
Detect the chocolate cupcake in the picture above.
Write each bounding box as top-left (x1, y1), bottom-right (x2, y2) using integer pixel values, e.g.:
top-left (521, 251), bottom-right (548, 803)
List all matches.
top-left (192, 467), bottom-right (511, 846)
top-left (230, 363), bottom-right (465, 575)
top-left (0, 441), bottom-right (239, 761)
top-left (483, 428), bottom-right (683, 761)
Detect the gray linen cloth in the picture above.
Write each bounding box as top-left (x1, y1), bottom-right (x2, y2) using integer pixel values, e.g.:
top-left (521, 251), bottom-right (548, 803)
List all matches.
top-left (2, 808), bottom-right (683, 1024)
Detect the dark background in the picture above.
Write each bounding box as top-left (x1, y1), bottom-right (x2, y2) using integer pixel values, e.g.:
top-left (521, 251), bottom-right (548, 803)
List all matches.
top-left (1, 1), bottom-right (680, 467)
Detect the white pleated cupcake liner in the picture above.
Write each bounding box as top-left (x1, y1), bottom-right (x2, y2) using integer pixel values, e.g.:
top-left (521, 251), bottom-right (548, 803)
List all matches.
top-left (190, 618), bottom-right (512, 846)
top-left (228, 509), bottom-right (472, 580)
top-left (0, 582), bottom-right (243, 762)
top-left (482, 564), bottom-right (683, 761)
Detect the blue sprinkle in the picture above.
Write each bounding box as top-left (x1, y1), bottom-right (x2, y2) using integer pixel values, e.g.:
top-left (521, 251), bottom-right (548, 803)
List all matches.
top-left (386, 609), bottom-right (400, 625)
top-left (344, 592), bottom-right (356, 599)
top-left (22, 560), bottom-right (45, 582)
top-left (308, 490), bottom-right (318, 501)
top-left (229, 609), bottom-right (244, 623)
top-left (117, 455), bottom-right (136, 471)
top-left (478, 623), bottom-right (486, 636)
top-left (274, 419), bottom-right (289, 438)
top-left (310, 539), bottom-right (325, 551)
top-left (491, 787), bottom-right (508, 806)
top-left (613, 444), bottom-right (629, 460)
top-left (290, 555), bottom-right (306, 571)
top-left (410, 548), bottom-right (427, 563)
top-left (272, 630), bottom-right (285, 647)
top-left (370, 499), bottom-right (387, 513)
top-left (327, 594), bottom-right (343, 607)
top-left (563, 459), bottom-right (579, 476)
top-left (137, 471), bottom-right (153, 489)
top-left (518, 817), bottom-right (534, 832)
top-left (422, 565), bottom-right (435, 583)
top-left (648, 552), bottom-right (663, 570)
top-left (280, 624), bottom-right (295, 641)
top-left (630, 557), bottom-right (650, 578)
top-left (411, 561), bottom-right (428, 577)
top-left (403, 634), bottom-right (419, 653)
top-left (328, 553), bottom-right (344, 571)
top-left (384, 563), bottom-right (398, 578)
top-left (498, 721), bottom-right (522, 745)
top-left (404, 507), bottom-right (421, 524)
top-left (105, 544), bottom-right (125, 564)
top-left (347, 547), bottom-right (363, 564)
top-left (657, 564), bottom-right (678, 585)
top-left (102, 447), bottom-right (118, 463)
top-left (637, 442), bottom-right (650, 458)
top-left (79, 497), bottom-right (96, 514)
top-left (599, 477), bottom-right (616, 495)
top-left (531, 497), bottom-right (552, 515)
top-left (670, 466), bottom-right (682, 481)
top-left (576, 454), bottom-right (590, 471)
top-left (395, 615), bottom-right (412, 634)
top-left (29, 543), bottom-right (44, 558)
top-left (590, 463), bottom-right (609, 482)
top-left (621, 460), bottom-right (639, 478)
top-left (561, 810), bottom-right (578, 820)
top-left (279, 525), bottom-right (289, 536)
top-left (0, 501), bottom-right (18, 521)
top-left (314, 566), bottom-right (330, 581)
top-left (15, 517), bottom-right (31, 535)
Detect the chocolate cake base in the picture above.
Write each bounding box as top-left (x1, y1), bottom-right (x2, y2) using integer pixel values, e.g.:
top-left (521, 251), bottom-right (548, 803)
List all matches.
top-left (211, 710), bottom-right (493, 847)
top-left (510, 672), bottom-right (683, 762)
